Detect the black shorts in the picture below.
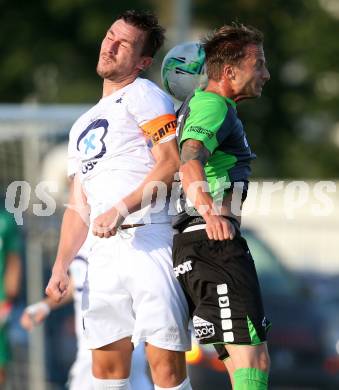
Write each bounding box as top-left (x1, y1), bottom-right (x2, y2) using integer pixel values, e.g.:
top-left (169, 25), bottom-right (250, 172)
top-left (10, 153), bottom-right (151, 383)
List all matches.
top-left (172, 227), bottom-right (270, 360)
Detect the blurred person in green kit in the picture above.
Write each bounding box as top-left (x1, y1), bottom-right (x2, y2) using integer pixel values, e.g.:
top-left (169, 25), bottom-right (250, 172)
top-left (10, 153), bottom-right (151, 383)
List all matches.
top-left (0, 205), bottom-right (22, 384)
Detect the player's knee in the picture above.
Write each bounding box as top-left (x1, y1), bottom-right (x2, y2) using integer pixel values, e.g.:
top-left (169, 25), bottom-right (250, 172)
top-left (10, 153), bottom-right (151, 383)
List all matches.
top-left (227, 343), bottom-right (270, 372)
top-left (149, 356), bottom-right (186, 387)
top-left (249, 347), bottom-right (270, 372)
top-left (92, 361), bottom-right (110, 379)
top-left (150, 362), bottom-right (178, 386)
top-left (92, 361), bottom-right (129, 379)
top-left (92, 340), bottom-right (132, 379)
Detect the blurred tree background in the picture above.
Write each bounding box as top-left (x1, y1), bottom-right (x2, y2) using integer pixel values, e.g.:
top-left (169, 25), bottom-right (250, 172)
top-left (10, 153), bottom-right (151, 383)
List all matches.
top-left (1, 0), bottom-right (338, 178)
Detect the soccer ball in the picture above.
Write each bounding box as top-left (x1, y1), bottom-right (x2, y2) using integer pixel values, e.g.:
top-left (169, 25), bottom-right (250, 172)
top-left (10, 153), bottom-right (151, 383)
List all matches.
top-left (161, 42), bottom-right (207, 102)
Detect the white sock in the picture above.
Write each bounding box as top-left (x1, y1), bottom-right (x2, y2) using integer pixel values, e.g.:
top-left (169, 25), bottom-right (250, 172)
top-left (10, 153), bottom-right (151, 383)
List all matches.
top-left (92, 377), bottom-right (131, 390)
top-left (154, 377), bottom-right (192, 390)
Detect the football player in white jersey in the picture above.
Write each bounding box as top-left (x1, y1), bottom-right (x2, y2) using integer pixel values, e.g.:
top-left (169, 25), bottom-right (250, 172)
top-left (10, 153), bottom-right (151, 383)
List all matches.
top-left (45, 9), bottom-right (192, 390)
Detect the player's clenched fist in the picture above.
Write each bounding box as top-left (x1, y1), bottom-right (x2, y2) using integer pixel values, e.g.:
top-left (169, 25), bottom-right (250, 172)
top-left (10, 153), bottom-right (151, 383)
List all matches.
top-left (92, 205), bottom-right (125, 238)
top-left (204, 214), bottom-right (236, 241)
top-left (45, 269), bottom-right (69, 303)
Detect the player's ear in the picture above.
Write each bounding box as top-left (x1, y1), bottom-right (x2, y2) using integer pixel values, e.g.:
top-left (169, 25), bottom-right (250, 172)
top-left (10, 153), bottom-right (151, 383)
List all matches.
top-left (223, 65), bottom-right (235, 81)
top-left (137, 56), bottom-right (153, 72)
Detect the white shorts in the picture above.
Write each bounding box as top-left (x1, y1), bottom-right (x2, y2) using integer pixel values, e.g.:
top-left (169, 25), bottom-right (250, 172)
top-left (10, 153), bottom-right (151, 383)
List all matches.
top-left (82, 223), bottom-right (191, 351)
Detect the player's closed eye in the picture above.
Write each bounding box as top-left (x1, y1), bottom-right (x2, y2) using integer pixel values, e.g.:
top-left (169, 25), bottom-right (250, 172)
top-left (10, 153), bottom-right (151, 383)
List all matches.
top-left (256, 60), bottom-right (265, 70)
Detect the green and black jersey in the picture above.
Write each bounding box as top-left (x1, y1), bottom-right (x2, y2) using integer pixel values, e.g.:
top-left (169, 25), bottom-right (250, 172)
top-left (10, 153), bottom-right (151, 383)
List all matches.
top-left (174, 88), bottom-right (256, 227)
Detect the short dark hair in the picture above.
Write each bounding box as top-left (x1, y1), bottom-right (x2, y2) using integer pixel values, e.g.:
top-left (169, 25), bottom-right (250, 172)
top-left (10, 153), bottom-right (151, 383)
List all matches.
top-left (117, 10), bottom-right (165, 57)
top-left (202, 23), bottom-right (264, 81)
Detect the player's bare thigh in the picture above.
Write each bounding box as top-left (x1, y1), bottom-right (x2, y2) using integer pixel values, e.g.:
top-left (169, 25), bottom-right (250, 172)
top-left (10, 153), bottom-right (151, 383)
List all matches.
top-left (91, 337), bottom-right (133, 379)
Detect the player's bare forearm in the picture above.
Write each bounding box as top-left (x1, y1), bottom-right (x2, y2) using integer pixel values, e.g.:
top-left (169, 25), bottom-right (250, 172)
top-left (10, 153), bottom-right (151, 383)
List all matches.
top-left (53, 208), bottom-right (88, 274)
top-left (122, 160), bottom-right (178, 214)
top-left (180, 139), bottom-right (216, 218)
top-left (180, 139), bottom-right (237, 240)
top-left (180, 160), bottom-right (235, 240)
top-left (92, 140), bottom-right (179, 237)
top-left (121, 138), bottom-right (180, 214)
top-left (180, 159), bottom-right (216, 219)
top-left (53, 176), bottom-right (89, 272)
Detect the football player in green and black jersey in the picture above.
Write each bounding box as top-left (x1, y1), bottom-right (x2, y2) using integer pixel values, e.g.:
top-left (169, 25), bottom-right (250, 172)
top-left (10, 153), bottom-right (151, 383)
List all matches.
top-left (173, 24), bottom-right (271, 389)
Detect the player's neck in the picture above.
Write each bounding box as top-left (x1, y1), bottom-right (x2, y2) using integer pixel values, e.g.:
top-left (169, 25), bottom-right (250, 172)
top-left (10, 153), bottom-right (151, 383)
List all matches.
top-left (205, 79), bottom-right (234, 101)
top-left (205, 79), bottom-right (254, 103)
top-left (102, 75), bottom-right (138, 97)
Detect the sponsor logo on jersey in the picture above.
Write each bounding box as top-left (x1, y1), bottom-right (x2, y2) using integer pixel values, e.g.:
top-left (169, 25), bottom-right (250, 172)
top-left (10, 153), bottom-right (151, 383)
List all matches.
top-left (187, 126), bottom-right (213, 139)
top-left (77, 119), bottom-right (108, 174)
top-left (173, 260), bottom-right (192, 277)
top-left (193, 315), bottom-right (215, 340)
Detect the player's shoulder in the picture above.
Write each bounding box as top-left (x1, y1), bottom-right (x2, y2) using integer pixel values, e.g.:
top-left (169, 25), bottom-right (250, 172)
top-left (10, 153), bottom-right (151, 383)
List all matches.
top-left (132, 77), bottom-right (164, 93)
top-left (190, 89), bottom-right (227, 110)
top-left (128, 77), bottom-right (172, 103)
top-left (188, 89), bottom-right (228, 121)
top-left (126, 77), bottom-right (174, 119)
